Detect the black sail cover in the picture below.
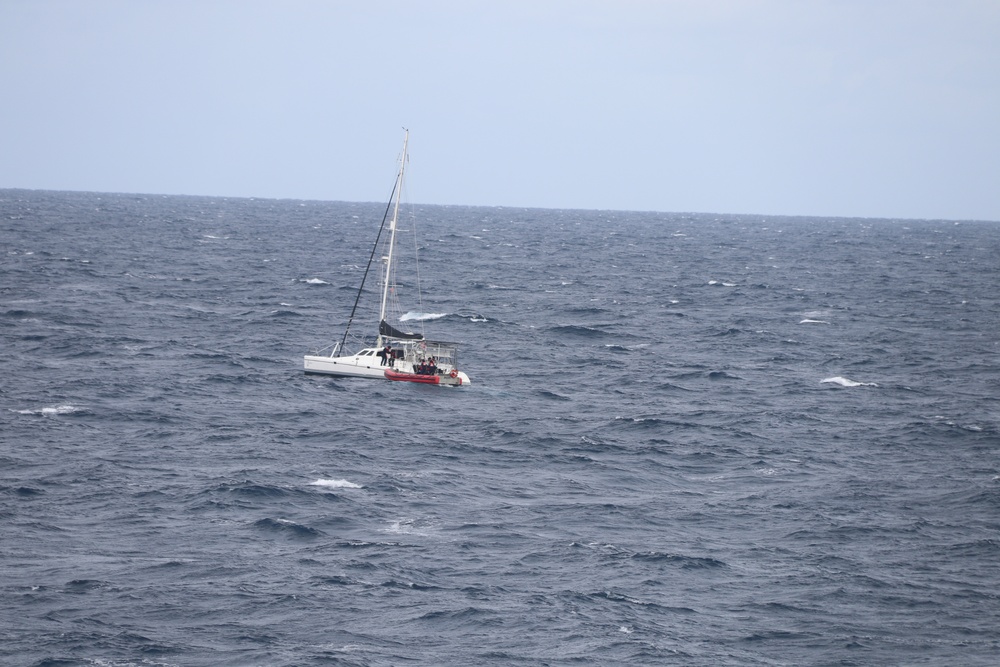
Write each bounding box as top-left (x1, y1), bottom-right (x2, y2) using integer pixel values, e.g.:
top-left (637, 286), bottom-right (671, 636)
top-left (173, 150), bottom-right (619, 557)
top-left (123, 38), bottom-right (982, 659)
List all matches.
top-left (380, 319), bottom-right (423, 340)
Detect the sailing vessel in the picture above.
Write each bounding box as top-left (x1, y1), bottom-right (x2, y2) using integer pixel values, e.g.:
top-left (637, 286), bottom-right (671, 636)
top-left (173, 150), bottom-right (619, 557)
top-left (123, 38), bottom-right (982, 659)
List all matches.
top-left (303, 131), bottom-right (470, 386)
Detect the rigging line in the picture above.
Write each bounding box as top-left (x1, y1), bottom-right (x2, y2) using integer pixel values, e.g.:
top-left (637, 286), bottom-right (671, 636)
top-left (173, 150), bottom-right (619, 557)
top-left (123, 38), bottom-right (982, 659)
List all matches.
top-left (339, 178), bottom-right (399, 353)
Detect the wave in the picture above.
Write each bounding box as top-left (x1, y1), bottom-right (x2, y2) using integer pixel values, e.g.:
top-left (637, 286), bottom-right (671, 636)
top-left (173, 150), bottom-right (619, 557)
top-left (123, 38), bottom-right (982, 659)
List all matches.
top-left (310, 574), bottom-right (358, 586)
top-left (603, 343), bottom-right (648, 352)
top-left (400, 311), bottom-right (447, 322)
top-left (536, 389), bottom-right (572, 401)
top-left (253, 517), bottom-right (323, 538)
top-left (611, 416), bottom-right (670, 429)
top-left (3, 308), bottom-right (42, 320)
top-left (654, 381), bottom-right (695, 392)
top-left (384, 518), bottom-right (431, 536)
top-left (548, 324), bottom-right (610, 338)
top-left (821, 376), bottom-right (878, 387)
top-left (64, 579), bottom-right (107, 593)
top-left (13, 404), bottom-right (81, 416)
top-left (630, 551), bottom-right (728, 568)
top-left (310, 478), bottom-right (363, 489)
top-left (216, 482), bottom-right (291, 497)
top-left (588, 589), bottom-right (696, 613)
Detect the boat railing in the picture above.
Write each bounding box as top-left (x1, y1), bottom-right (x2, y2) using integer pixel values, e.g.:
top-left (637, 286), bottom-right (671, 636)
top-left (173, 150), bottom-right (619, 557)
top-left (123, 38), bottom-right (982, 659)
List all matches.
top-left (312, 342), bottom-right (340, 357)
top-left (396, 342), bottom-right (460, 374)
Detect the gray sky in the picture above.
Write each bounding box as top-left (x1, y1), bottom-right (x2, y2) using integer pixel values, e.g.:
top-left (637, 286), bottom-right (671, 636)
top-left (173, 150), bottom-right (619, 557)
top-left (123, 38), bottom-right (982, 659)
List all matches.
top-left (2, 1), bottom-right (998, 221)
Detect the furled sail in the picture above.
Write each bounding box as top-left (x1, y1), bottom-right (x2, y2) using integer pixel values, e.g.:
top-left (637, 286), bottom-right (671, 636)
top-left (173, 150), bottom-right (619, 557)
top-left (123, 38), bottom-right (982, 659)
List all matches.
top-left (379, 319), bottom-right (423, 340)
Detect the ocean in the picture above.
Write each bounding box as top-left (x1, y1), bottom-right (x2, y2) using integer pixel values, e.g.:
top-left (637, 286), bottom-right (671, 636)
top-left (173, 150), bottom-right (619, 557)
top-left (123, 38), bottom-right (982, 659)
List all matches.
top-left (2, 188), bottom-right (999, 666)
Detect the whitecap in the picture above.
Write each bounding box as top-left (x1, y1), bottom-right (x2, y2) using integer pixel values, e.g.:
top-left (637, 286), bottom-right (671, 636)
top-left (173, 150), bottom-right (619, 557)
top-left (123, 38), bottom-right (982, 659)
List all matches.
top-left (16, 405), bottom-right (81, 416)
top-left (386, 520), bottom-right (409, 533)
top-left (309, 479), bottom-right (362, 489)
top-left (384, 518), bottom-right (429, 536)
top-left (799, 319), bottom-right (829, 324)
top-left (821, 377), bottom-right (878, 388)
top-left (400, 311), bottom-right (447, 322)
top-left (303, 278), bottom-right (329, 285)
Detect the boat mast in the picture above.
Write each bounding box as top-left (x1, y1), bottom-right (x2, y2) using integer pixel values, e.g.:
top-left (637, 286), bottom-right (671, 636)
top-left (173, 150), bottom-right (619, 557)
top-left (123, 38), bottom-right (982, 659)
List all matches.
top-left (338, 177), bottom-right (397, 355)
top-left (377, 129), bottom-right (408, 346)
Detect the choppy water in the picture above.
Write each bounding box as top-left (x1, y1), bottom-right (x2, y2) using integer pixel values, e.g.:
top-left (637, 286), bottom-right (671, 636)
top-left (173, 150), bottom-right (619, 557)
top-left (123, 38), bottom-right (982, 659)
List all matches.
top-left (2, 188), bottom-right (999, 666)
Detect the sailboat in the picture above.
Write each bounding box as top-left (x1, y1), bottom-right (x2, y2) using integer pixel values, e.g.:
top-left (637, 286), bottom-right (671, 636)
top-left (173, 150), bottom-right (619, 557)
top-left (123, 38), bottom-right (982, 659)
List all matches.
top-left (303, 131), bottom-right (471, 386)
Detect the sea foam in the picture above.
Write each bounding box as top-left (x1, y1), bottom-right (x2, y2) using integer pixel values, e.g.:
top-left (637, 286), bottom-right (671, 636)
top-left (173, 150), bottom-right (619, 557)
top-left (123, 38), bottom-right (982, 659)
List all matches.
top-left (15, 405), bottom-right (81, 416)
top-left (400, 311), bottom-right (447, 321)
top-left (309, 479), bottom-right (362, 489)
top-left (821, 376), bottom-right (878, 387)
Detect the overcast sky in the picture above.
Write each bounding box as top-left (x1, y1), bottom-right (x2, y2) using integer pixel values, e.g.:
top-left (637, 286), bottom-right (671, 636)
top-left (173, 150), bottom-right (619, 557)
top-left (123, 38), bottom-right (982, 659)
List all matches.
top-left (2, 1), bottom-right (998, 221)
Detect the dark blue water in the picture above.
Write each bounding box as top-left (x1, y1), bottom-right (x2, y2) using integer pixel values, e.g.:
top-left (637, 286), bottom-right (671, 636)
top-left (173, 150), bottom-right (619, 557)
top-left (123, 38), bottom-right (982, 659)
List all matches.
top-left (2, 189), bottom-right (999, 666)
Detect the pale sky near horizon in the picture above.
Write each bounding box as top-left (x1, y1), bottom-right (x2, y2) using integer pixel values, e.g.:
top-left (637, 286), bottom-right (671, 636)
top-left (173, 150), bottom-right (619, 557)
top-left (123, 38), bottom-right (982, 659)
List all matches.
top-left (2, 1), bottom-right (998, 221)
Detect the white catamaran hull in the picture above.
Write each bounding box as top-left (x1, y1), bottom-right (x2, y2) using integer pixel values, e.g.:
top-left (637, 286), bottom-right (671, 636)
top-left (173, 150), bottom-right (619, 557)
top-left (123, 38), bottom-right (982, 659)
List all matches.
top-left (304, 352), bottom-right (471, 385)
top-left (303, 351), bottom-right (392, 379)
